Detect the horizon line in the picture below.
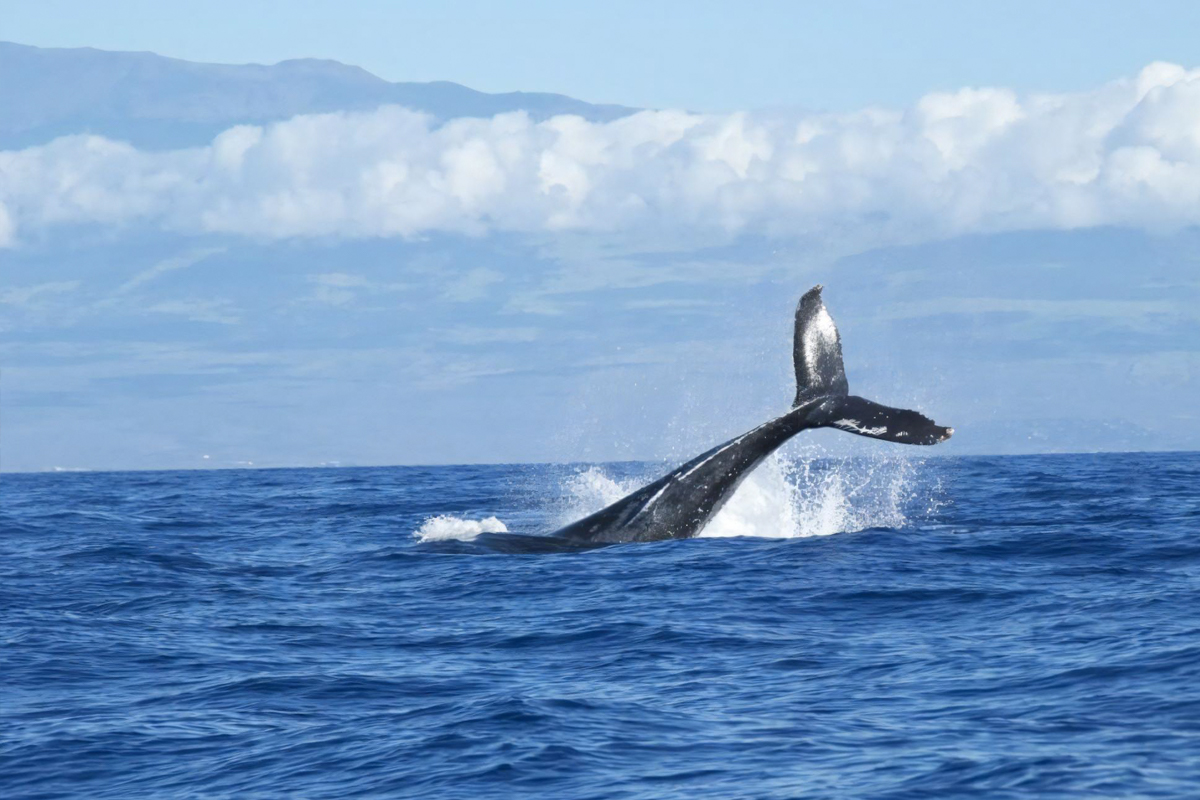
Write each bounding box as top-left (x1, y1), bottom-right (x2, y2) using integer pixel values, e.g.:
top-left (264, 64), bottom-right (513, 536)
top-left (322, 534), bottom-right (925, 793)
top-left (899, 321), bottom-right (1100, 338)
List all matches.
top-left (4, 448), bottom-right (1198, 477)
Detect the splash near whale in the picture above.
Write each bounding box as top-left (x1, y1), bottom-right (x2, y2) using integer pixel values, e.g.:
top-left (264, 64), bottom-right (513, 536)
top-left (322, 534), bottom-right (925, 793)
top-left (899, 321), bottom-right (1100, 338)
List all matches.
top-left (551, 285), bottom-right (953, 545)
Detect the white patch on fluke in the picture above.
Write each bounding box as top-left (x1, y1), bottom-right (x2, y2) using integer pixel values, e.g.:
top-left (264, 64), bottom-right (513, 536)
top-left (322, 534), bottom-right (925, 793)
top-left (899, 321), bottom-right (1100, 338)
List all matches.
top-left (833, 418), bottom-right (887, 436)
top-left (414, 515), bottom-right (508, 542)
top-left (802, 306), bottom-right (838, 384)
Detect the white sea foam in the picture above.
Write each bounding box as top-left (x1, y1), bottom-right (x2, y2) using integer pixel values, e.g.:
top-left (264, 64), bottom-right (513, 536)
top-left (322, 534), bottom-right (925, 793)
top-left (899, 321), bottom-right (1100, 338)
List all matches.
top-left (413, 514), bottom-right (508, 542)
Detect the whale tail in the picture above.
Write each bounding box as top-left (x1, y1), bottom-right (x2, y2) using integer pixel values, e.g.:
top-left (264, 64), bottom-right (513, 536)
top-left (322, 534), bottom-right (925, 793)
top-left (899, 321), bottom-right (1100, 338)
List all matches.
top-left (793, 285), bottom-right (849, 405)
top-left (792, 286), bottom-right (952, 446)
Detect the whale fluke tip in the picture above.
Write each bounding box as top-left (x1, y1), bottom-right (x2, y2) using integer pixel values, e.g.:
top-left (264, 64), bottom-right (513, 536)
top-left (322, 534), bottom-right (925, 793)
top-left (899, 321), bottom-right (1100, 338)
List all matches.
top-left (798, 284), bottom-right (825, 308)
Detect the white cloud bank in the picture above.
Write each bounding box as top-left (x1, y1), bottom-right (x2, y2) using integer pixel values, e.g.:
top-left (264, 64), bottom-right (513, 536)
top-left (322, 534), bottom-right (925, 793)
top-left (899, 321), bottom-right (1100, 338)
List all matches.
top-left (3, 63), bottom-right (1200, 248)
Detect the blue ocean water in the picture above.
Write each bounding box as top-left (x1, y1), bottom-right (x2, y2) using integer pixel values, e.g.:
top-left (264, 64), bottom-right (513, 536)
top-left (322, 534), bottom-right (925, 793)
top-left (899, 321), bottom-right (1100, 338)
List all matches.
top-left (2, 451), bottom-right (1199, 799)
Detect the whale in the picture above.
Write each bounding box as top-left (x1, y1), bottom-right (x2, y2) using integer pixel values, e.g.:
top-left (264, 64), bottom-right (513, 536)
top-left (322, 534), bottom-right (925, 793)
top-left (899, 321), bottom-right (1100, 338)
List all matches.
top-left (550, 285), bottom-right (952, 545)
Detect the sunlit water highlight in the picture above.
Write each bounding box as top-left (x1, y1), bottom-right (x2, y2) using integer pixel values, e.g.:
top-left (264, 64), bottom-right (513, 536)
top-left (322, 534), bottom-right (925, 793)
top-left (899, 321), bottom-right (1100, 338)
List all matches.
top-left (3, 452), bottom-right (1199, 798)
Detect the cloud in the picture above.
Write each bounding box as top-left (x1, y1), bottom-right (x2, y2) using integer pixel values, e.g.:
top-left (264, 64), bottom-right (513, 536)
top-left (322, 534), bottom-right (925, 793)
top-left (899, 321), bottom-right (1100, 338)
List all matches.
top-left (623, 298), bottom-right (717, 312)
top-left (4, 63), bottom-right (1200, 248)
top-left (0, 280), bottom-right (80, 306)
top-left (885, 296), bottom-right (1194, 323)
top-left (115, 247), bottom-right (226, 294)
top-left (442, 267), bottom-right (504, 302)
top-left (147, 299), bottom-right (240, 325)
top-left (311, 272), bottom-right (375, 289)
top-left (304, 271), bottom-right (407, 306)
top-left (437, 326), bottom-right (540, 344)
top-left (0, 201), bottom-right (14, 246)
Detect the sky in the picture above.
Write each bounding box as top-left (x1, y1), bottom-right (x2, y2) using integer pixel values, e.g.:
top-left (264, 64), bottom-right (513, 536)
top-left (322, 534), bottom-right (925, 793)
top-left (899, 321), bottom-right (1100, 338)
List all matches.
top-left (2, 5), bottom-right (1199, 471)
top-left (7, 1), bottom-right (1200, 111)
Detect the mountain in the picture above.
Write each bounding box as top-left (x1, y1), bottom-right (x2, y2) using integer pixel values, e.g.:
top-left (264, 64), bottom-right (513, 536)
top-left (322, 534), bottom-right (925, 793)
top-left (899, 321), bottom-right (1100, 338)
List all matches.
top-left (0, 41), bottom-right (637, 150)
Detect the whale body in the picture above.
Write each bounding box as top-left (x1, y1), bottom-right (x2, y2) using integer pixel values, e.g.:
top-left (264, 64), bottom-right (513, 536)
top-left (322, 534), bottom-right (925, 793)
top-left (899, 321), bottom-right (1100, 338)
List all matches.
top-left (552, 286), bottom-right (952, 545)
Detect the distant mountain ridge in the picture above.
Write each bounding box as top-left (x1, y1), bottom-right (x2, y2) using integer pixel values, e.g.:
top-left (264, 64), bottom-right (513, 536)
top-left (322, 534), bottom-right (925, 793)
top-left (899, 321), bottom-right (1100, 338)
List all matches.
top-left (0, 41), bottom-right (637, 150)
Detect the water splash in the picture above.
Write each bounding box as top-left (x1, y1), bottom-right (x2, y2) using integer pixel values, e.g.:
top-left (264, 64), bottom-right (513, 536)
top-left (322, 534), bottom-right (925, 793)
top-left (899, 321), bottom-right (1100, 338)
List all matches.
top-left (413, 515), bottom-right (508, 542)
top-left (562, 466), bottom-right (640, 513)
top-left (556, 451), bottom-right (931, 540)
top-left (700, 451), bottom-right (922, 538)
top-left (418, 452), bottom-right (934, 543)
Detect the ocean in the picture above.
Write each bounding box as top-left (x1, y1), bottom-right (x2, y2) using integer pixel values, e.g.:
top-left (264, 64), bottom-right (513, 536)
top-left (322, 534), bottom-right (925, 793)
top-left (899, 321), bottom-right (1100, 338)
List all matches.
top-left (2, 450), bottom-right (1199, 798)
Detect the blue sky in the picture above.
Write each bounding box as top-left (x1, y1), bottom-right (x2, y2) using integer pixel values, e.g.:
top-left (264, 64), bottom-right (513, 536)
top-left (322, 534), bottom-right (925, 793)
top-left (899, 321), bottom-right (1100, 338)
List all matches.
top-left (2, 6), bottom-right (1199, 471)
top-left (7, 0), bottom-right (1200, 110)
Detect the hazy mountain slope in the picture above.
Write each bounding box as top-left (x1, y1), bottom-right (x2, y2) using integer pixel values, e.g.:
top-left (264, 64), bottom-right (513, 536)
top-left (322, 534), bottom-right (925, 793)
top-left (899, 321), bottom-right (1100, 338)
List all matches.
top-left (0, 41), bottom-right (636, 149)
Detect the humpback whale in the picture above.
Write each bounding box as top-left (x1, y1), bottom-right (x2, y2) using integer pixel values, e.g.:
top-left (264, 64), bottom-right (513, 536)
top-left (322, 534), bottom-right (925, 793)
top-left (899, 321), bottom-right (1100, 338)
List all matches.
top-left (552, 286), bottom-right (952, 545)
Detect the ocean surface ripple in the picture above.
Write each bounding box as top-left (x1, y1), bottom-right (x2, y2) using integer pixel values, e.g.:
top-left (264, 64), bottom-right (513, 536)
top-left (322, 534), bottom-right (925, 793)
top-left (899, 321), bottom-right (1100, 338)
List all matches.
top-left (3, 452), bottom-right (1199, 799)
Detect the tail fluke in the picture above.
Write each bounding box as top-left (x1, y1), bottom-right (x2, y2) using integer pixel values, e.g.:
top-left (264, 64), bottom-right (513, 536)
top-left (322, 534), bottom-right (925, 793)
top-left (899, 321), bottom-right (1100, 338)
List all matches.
top-left (822, 395), bottom-right (953, 445)
top-left (792, 285), bottom-right (953, 445)
top-left (793, 285), bottom-right (848, 406)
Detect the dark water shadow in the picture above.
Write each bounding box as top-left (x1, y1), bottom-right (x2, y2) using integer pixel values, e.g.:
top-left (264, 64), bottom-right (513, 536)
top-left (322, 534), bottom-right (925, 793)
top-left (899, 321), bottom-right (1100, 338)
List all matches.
top-left (414, 531), bottom-right (602, 555)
